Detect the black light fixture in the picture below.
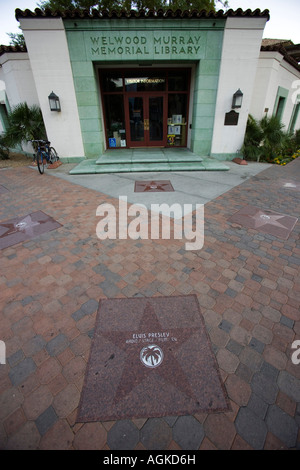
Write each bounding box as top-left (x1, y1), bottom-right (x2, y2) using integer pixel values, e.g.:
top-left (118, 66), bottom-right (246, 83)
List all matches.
top-left (232, 89), bottom-right (243, 109)
top-left (48, 91), bottom-right (61, 112)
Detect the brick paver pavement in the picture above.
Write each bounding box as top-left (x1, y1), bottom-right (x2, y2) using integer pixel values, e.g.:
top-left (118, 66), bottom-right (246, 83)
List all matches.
top-left (0, 159), bottom-right (299, 450)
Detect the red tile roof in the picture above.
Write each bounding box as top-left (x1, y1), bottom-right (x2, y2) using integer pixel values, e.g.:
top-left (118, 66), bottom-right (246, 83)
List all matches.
top-left (15, 7), bottom-right (270, 20)
top-left (261, 42), bottom-right (300, 71)
top-left (262, 38), bottom-right (293, 47)
top-left (0, 45), bottom-right (27, 55)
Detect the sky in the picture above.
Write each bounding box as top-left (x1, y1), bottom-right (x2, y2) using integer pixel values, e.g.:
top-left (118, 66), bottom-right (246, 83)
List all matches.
top-left (0, 0), bottom-right (299, 45)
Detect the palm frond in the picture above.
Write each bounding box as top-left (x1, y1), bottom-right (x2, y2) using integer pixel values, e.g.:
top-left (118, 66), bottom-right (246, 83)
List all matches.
top-left (3, 103), bottom-right (46, 148)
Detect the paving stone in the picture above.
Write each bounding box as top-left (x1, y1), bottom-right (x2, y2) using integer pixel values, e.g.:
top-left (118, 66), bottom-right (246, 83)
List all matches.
top-left (247, 392), bottom-right (268, 419)
top-left (7, 349), bottom-right (25, 367)
top-left (140, 418), bottom-right (172, 450)
top-left (0, 388), bottom-right (24, 422)
top-left (93, 265), bottom-right (122, 283)
top-left (204, 413), bottom-right (236, 450)
top-left (266, 404), bottom-right (298, 448)
top-left (217, 348), bottom-right (239, 374)
top-left (73, 422), bottom-right (107, 450)
top-left (296, 403), bottom-right (300, 427)
top-left (3, 407), bottom-right (26, 438)
top-left (251, 363), bottom-right (279, 404)
top-left (225, 287), bottom-right (237, 298)
top-left (230, 325), bottom-right (251, 345)
top-left (107, 420), bottom-right (140, 450)
top-left (219, 319), bottom-right (233, 333)
top-left (239, 347), bottom-right (263, 372)
top-left (35, 406), bottom-right (58, 436)
top-left (9, 357), bottom-right (36, 386)
top-left (39, 419), bottom-right (74, 450)
top-left (163, 416), bottom-right (178, 427)
top-left (21, 296), bottom-right (34, 306)
top-left (71, 299), bottom-right (99, 322)
top-left (235, 407), bottom-right (267, 449)
top-left (23, 385), bottom-right (53, 420)
top-left (46, 333), bottom-right (69, 357)
top-left (5, 421), bottom-right (40, 450)
top-left (236, 363), bottom-right (254, 384)
top-left (280, 315), bottom-right (294, 329)
top-left (249, 337), bottom-right (265, 354)
top-left (22, 335), bottom-right (46, 356)
top-left (52, 254), bottom-right (66, 263)
top-left (52, 383), bottom-right (80, 418)
top-left (99, 280), bottom-right (121, 297)
top-left (226, 373), bottom-right (251, 406)
top-left (172, 415), bottom-right (204, 450)
top-left (226, 339), bottom-right (243, 356)
top-left (277, 371), bottom-right (300, 402)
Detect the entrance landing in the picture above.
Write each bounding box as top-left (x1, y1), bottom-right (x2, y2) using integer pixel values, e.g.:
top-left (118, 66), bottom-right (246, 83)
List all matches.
top-left (69, 149), bottom-right (229, 174)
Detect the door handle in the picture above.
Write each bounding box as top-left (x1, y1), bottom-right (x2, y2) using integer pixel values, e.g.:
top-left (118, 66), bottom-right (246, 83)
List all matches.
top-left (144, 119), bottom-right (149, 130)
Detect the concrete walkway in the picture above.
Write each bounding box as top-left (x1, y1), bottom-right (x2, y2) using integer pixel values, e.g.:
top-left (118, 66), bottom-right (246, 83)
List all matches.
top-left (50, 160), bottom-right (272, 210)
top-left (0, 158), bottom-right (299, 450)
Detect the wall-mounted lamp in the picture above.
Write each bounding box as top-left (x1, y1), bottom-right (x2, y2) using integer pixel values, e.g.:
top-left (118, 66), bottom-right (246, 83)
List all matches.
top-left (232, 89), bottom-right (243, 109)
top-left (48, 91), bottom-right (61, 112)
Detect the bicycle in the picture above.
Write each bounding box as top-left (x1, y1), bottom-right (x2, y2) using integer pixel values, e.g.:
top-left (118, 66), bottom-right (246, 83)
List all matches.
top-left (30, 140), bottom-right (59, 175)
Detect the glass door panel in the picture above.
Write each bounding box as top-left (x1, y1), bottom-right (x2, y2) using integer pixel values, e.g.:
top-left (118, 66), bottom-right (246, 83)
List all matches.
top-left (167, 94), bottom-right (188, 147)
top-left (149, 96), bottom-right (163, 142)
top-left (103, 95), bottom-right (126, 148)
top-left (126, 94), bottom-right (166, 147)
top-left (128, 97), bottom-right (144, 142)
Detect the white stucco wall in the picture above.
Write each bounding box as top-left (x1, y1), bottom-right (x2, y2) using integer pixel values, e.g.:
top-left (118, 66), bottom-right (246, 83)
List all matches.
top-left (211, 17), bottom-right (268, 158)
top-left (0, 52), bottom-right (39, 109)
top-left (18, 17), bottom-right (85, 159)
top-left (0, 78), bottom-right (6, 134)
top-left (250, 51), bottom-right (300, 132)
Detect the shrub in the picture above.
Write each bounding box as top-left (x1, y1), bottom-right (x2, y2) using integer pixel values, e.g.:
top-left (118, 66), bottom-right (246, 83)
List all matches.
top-left (242, 114), bottom-right (299, 164)
top-left (0, 135), bottom-right (9, 160)
top-left (2, 102), bottom-right (46, 149)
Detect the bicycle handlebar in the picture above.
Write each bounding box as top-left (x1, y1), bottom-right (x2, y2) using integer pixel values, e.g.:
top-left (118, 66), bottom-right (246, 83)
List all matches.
top-left (30, 139), bottom-right (50, 145)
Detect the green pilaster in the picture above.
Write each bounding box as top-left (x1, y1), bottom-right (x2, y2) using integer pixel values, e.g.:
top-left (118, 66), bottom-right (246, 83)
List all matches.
top-left (64, 17), bottom-right (225, 158)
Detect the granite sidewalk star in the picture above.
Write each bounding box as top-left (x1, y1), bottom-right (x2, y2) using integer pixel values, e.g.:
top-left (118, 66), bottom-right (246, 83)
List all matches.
top-left (134, 180), bottom-right (174, 192)
top-left (228, 205), bottom-right (298, 239)
top-left (77, 295), bottom-right (230, 422)
top-left (102, 301), bottom-right (197, 404)
top-left (0, 211), bottom-right (62, 249)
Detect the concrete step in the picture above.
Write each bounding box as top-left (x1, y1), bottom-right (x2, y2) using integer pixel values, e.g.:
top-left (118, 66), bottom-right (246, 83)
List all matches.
top-left (95, 150), bottom-right (203, 165)
top-left (69, 157), bottom-right (229, 174)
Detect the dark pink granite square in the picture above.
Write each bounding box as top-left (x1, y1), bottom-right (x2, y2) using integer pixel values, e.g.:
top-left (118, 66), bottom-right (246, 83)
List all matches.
top-left (228, 205), bottom-right (298, 240)
top-left (77, 295), bottom-right (230, 422)
top-left (134, 180), bottom-right (174, 192)
top-left (0, 210), bottom-right (62, 249)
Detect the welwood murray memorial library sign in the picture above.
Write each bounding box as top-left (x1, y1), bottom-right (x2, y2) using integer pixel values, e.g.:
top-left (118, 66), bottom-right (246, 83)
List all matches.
top-left (90, 33), bottom-right (203, 57)
top-left (68, 14), bottom-right (223, 62)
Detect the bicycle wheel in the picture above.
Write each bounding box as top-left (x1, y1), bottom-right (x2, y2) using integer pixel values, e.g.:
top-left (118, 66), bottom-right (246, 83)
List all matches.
top-left (36, 150), bottom-right (45, 174)
top-left (49, 147), bottom-right (59, 163)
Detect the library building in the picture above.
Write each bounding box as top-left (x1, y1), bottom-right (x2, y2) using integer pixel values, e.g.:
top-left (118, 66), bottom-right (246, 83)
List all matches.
top-left (0, 8), bottom-right (300, 173)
